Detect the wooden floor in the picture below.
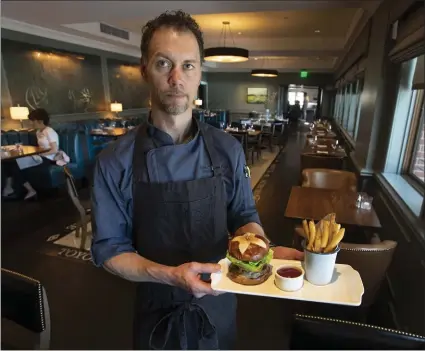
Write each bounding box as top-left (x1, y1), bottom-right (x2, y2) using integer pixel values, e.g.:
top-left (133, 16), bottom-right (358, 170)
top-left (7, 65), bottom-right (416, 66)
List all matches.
top-left (1, 128), bottom-right (394, 349)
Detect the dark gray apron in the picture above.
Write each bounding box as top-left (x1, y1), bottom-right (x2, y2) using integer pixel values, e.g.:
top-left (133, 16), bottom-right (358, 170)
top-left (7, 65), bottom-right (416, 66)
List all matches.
top-left (132, 121), bottom-right (237, 350)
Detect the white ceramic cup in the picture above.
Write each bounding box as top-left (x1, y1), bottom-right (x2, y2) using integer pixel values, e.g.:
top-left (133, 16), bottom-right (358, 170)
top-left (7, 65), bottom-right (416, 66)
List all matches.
top-left (274, 265), bottom-right (305, 292)
top-left (304, 244), bottom-right (340, 286)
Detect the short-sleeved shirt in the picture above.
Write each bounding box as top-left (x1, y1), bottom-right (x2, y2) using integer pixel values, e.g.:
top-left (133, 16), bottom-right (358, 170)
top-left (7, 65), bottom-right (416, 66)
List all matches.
top-left (37, 127), bottom-right (59, 160)
top-left (90, 120), bottom-right (261, 267)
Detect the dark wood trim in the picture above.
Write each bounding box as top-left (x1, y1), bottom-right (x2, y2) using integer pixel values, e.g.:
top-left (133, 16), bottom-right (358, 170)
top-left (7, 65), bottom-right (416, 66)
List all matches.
top-left (375, 173), bottom-right (425, 250)
top-left (389, 0), bottom-right (421, 23)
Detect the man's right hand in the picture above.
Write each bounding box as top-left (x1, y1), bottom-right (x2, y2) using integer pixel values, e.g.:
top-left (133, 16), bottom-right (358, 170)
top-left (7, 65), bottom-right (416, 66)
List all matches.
top-left (171, 262), bottom-right (222, 298)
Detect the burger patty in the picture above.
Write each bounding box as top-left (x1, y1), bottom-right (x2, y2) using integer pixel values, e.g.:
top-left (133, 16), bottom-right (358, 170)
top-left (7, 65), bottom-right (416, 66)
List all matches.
top-left (228, 264), bottom-right (265, 279)
top-left (227, 263), bottom-right (273, 285)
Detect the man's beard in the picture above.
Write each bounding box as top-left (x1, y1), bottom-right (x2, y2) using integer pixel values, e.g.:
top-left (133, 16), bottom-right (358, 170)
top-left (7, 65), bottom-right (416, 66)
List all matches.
top-left (156, 89), bottom-right (189, 116)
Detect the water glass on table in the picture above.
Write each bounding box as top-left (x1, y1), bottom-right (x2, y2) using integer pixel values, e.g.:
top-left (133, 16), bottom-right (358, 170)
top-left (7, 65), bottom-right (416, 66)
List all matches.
top-left (360, 194), bottom-right (373, 210)
top-left (15, 143), bottom-right (24, 155)
top-left (355, 192), bottom-right (373, 210)
top-left (311, 135), bottom-right (318, 149)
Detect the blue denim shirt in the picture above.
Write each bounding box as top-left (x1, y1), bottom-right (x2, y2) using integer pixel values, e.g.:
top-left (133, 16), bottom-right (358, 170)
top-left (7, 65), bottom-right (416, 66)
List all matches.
top-left (90, 121), bottom-right (261, 266)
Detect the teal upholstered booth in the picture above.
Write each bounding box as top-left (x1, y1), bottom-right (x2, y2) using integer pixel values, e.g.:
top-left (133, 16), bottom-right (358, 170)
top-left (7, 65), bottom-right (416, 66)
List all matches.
top-left (25, 131), bottom-right (86, 190)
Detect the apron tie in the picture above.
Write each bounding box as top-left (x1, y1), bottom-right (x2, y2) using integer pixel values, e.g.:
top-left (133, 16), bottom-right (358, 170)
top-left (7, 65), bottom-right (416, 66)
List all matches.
top-left (149, 300), bottom-right (219, 350)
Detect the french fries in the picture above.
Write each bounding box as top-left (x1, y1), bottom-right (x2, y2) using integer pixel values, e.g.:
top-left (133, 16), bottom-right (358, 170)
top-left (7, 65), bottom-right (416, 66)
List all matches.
top-left (302, 219), bottom-right (310, 241)
top-left (324, 228), bottom-right (345, 253)
top-left (307, 220), bottom-right (316, 251)
top-left (301, 214), bottom-right (345, 254)
top-left (321, 220), bottom-right (330, 249)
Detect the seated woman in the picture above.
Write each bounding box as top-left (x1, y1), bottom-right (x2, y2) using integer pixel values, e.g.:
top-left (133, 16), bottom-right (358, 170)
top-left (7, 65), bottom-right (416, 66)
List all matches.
top-left (2, 108), bottom-right (59, 200)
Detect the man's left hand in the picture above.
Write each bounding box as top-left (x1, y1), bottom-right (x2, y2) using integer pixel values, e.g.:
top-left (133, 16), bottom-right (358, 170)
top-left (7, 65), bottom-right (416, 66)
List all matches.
top-left (272, 246), bottom-right (304, 260)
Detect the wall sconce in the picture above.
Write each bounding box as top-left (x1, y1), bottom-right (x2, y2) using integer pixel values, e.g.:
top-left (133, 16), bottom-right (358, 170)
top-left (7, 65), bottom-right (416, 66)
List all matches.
top-left (110, 101), bottom-right (123, 117)
top-left (194, 99), bottom-right (203, 107)
top-left (10, 105), bottom-right (29, 128)
top-left (110, 102), bottom-right (123, 112)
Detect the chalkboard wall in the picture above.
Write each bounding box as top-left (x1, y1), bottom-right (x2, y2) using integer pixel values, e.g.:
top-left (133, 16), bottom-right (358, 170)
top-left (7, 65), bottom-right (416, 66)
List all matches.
top-left (1, 39), bottom-right (106, 114)
top-left (107, 59), bottom-right (150, 109)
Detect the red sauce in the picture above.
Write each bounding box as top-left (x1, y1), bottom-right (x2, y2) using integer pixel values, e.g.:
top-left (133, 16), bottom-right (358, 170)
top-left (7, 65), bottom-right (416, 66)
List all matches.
top-left (277, 267), bottom-right (302, 278)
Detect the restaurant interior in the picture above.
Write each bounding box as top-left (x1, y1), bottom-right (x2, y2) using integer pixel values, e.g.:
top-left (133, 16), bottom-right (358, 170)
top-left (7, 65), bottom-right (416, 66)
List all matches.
top-left (1, 0), bottom-right (425, 349)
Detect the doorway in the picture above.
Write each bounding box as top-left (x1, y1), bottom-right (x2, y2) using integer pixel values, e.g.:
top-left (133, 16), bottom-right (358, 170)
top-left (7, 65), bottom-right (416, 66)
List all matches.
top-left (197, 81), bottom-right (207, 109)
top-left (287, 85), bottom-right (319, 122)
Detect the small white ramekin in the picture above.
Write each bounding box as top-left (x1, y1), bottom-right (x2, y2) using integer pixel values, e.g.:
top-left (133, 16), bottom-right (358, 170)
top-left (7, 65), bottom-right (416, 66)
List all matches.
top-left (274, 265), bottom-right (305, 292)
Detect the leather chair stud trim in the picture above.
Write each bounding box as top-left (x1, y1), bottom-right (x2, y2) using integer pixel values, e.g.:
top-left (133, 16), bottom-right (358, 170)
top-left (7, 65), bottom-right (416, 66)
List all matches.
top-left (294, 314), bottom-right (425, 339)
top-left (2, 268), bottom-right (46, 332)
top-left (340, 247), bottom-right (394, 252)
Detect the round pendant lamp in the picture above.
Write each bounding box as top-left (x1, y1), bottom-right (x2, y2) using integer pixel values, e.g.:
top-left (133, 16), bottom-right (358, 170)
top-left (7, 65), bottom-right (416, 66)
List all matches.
top-left (251, 69), bottom-right (279, 77)
top-left (204, 47), bottom-right (249, 63)
top-left (204, 21), bottom-right (249, 63)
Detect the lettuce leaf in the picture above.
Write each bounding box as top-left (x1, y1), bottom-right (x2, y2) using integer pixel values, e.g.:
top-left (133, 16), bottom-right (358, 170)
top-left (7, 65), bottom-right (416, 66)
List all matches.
top-left (226, 249), bottom-right (273, 273)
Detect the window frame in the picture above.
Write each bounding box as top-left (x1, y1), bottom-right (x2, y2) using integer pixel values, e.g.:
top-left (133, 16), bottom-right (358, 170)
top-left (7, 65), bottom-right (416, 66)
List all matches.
top-left (353, 76), bottom-right (364, 140)
top-left (347, 79), bottom-right (361, 137)
top-left (402, 89), bottom-right (425, 193)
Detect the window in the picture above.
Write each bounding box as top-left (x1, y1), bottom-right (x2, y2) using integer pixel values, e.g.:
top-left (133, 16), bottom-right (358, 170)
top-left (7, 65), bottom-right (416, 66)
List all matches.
top-left (332, 77), bottom-right (364, 140)
top-left (353, 77), bottom-right (364, 140)
top-left (288, 91), bottom-right (305, 106)
top-left (405, 89), bottom-right (424, 185)
top-left (342, 84), bottom-right (352, 130)
top-left (334, 88), bottom-right (344, 123)
top-left (384, 55), bottom-right (424, 215)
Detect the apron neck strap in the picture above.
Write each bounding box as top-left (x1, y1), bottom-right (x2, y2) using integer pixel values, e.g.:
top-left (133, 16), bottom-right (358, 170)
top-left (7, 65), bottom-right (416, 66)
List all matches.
top-left (133, 123), bottom-right (153, 182)
top-left (197, 121), bottom-right (222, 177)
top-left (132, 119), bottom-right (223, 181)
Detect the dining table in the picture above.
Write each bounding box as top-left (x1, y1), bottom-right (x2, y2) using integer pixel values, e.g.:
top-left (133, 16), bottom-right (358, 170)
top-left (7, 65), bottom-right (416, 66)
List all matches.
top-left (307, 131), bottom-right (337, 139)
top-left (225, 129), bottom-right (261, 137)
top-left (90, 127), bottom-right (128, 137)
top-left (1, 145), bottom-right (51, 161)
top-left (284, 186), bottom-right (382, 229)
top-left (302, 144), bottom-right (347, 158)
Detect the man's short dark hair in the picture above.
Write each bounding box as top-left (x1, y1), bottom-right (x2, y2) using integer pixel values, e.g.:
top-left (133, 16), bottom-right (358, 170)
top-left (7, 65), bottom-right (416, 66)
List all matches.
top-left (140, 10), bottom-right (204, 63)
top-left (28, 108), bottom-right (50, 126)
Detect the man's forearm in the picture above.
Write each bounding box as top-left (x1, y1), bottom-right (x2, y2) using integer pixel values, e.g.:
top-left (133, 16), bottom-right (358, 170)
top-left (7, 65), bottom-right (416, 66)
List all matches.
top-left (104, 252), bottom-right (176, 285)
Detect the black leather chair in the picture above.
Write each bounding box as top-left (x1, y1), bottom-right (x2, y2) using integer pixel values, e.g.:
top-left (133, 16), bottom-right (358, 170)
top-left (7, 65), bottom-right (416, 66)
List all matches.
top-left (290, 314), bottom-right (425, 350)
top-left (1, 268), bottom-right (51, 349)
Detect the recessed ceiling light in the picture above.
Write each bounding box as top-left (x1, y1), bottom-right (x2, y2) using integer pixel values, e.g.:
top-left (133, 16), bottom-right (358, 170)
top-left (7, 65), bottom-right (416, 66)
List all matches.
top-left (238, 32), bottom-right (242, 35)
top-left (315, 29), bottom-right (320, 33)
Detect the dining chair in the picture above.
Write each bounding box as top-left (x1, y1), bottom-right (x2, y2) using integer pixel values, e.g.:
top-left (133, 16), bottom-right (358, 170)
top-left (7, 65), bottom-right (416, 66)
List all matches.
top-left (229, 132), bottom-right (255, 164)
top-left (300, 153), bottom-right (344, 171)
top-left (1, 268), bottom-right (51, 350)
top-left (273, 122), bottom-right (285, 149)
top-left (63, 166), bottom-right (91, 250)
top-left (261, 124), bottom-right (275, 152)
top-left (336, 240), bottom-right (398, 308)
top-left (301, 168), bottom-right (358, 193)
top-left (289, 314), bottom-right (425, 349)
top-left (293, 230), bottom-right (397, 309)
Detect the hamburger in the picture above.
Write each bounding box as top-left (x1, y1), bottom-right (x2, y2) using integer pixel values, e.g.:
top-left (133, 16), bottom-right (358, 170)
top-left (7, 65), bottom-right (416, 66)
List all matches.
top-left (226, 233), bottom-right (273, 285)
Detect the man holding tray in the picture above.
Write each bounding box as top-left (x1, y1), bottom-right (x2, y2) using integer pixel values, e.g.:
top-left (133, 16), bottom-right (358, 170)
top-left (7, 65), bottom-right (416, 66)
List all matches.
top-left (91, 10), bottom-right (303, 350)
